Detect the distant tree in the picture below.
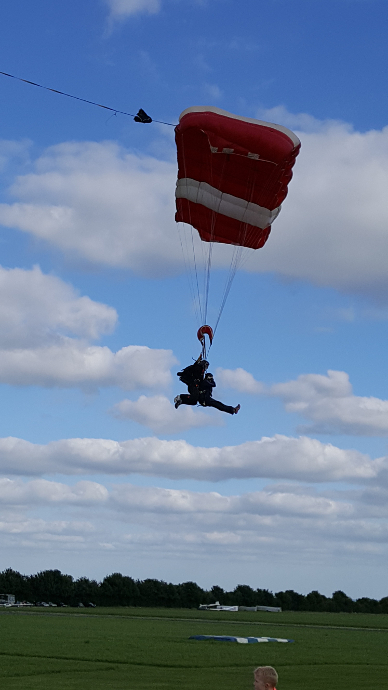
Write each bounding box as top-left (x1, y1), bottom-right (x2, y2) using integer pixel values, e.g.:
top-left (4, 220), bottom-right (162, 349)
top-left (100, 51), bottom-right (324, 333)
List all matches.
top-left (138, 579), bottom-right (174, 607)
top-left (29, 569), bottom-right (73, 604)
top-left (255, 588), bottom-right (277, 607)
top-left (355, 597), bottom-right (380, 614)
top-left (0, 569), bottom-right (27, 601)
top-left (210, 585), bottom-right (225, 602)
top-left (177, 581), bottom-right (204, 608)
top-left (331, 590), bottom-right (355, 613)
top-left (163, 582), bottom-right (181, 608)
top-left (233, 584), bottom-right (257, 607)
top-left (379, 597), bottom-right (388, 614)
top-left (275, 590), bottom-right (305, 611)
top-left (304, 590), bottom-right (329, 612)
top-left (99, 573), bottom-right (139, 606)
top-left (73, 577), bottom-right (99, 606)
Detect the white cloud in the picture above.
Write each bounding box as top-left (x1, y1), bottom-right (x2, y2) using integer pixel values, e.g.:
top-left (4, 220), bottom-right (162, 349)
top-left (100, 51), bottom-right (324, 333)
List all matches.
top-left (1, 478), bottom-right (351, 522)
top-left (203, 83), bottom-right (223, 100)
top-left (271, 370), bottom-right (388, 436)
top-left (0, 517), bottom-right (92, 538)
top-left (0, 264), bottom-right (175, 390)
top-left (110, 483), bottom-right (351, 519)
top-left (106, 0), bottom-right (161, 20)
top-left (0, 434), bottom-right (383, 484)
top-left (0, 139), bottom-right (31, 174)
top-left (3, 479), bottom-right (388, 570)
top-left (0, 265), bottom-right (116, 348)
top-left (249, 115), bottom-right (388, 302)
top-left (0, 478), bottom-right (108, 505)
top-left (215, 367), bottom-right (264, 394)
top-left (0, 142), bottom-right (179, 277)
top-left (256, 105), bottom-right (344, 134)
top-left (217, 366), bottom-right (388, 437)
top-left (0, 341), bottom-right (175, 390)
top-left (112, 394), bottom-right (221, 433)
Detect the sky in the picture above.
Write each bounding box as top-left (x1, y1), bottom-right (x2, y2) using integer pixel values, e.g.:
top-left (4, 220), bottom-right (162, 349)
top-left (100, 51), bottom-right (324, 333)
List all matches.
top-left (1, 0), bottom-right (388, 601)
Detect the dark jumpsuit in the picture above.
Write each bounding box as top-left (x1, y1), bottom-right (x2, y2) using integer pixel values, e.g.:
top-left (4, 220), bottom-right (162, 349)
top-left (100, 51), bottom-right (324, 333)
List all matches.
top-left (177, 367), bottom-right (236, 415)
top-left (198, 375), bottom-right (236, 415)
top-left (177, 362), bottom-right (206, 406)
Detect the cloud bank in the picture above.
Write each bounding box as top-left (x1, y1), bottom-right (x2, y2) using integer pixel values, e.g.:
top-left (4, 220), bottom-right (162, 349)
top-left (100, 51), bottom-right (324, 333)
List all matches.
top-left (112, 395), bottom-right (221, 433)
top-left (0, 264), bottom-right (175, 390)
top-left (0, 433), bottom-right (383, 483)
top-left (0, 142), bottom-right (179, 277)
top-left (0, 264), bottom-right (116, 348)
top-left (2, 478), bottom-right (388, 567)
top-left (252, 114), bottom-right (388, 301)
top-left (218, 367), bottom-right (388, 437)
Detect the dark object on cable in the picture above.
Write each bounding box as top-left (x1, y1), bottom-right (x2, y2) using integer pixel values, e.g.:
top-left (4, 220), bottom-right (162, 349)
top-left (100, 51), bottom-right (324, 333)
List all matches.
top-left (134, 109), bottom-right (152, 123)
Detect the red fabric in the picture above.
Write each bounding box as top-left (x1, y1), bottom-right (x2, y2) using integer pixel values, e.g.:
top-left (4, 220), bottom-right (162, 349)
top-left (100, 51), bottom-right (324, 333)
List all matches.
top-left (197, 325), bottom-right (214, 344)
top-left (175, 109), bottom-right (300, 249)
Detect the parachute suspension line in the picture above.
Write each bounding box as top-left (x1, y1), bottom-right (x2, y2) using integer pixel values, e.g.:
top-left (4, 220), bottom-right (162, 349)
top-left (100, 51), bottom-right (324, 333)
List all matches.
top-left (179, 135), bottom-right (205, 325)
top-left (197, 325), bottom-right (214, 360)
top-left (240, 164), bottom-right (261, 249)
top-left (203, 143), bottom-right (221, 326)
top-left (214, 156), bottom-right (281, 331)
top-left (177, 222), bottom-right (202, 327)
top-left (213, 243), bottom-right (244, 336)
top-left (214, 157), bottom-right (277, 330)
top-left (189, 224), bottom-right (203, 324)
top-left (201, 334), bottom-right (207, 360)
top-left (204, 149), bottom-right (231, 332)
top-left (203, 241), bottom-right (213, 325)
top-left (213, 161), bottom-right (258, 336)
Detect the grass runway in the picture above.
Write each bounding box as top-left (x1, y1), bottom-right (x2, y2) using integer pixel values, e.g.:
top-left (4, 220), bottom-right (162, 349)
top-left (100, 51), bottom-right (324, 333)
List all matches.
top-left (1, 608), bottom-right (388, 689)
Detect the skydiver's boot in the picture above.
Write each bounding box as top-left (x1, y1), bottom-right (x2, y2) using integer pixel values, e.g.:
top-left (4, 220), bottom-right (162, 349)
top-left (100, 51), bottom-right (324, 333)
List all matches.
top-left (233, 404), bottom-right (240, 414)
top-left (174, 395), bottom-right (182, 409)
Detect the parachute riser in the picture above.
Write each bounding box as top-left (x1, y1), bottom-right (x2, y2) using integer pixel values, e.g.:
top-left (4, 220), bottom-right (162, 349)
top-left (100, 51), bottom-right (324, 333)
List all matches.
top-left (197, 324), bottom-right (214, 360)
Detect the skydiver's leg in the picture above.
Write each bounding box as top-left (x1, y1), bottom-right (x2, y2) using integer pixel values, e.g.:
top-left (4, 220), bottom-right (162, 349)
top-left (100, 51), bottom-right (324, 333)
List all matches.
top-left (204, 397), bottom-right (237, 415)
top-left (181, 394), bottom-right (198, 405)
top-left (174, 394), bottom-right (198, 408)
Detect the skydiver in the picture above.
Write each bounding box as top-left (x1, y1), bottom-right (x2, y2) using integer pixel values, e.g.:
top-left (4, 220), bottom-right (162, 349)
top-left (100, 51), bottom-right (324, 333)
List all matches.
top-left (174, 357), bottom-right (209, 408)
top-left (198, 371), bottom-right (240, 415)
top-left (174, 361), bottom-right (240, 415)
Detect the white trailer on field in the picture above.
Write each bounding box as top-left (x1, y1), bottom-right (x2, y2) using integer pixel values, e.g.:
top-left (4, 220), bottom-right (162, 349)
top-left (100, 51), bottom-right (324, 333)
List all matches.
top-left (198, 601), bottom-right (282, 613)
top-left (0, 594), bottom-right (15, 606)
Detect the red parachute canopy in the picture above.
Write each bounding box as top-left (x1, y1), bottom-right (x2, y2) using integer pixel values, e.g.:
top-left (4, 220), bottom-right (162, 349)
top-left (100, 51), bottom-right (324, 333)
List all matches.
top-left (175, 106), bottom-right (300, 250)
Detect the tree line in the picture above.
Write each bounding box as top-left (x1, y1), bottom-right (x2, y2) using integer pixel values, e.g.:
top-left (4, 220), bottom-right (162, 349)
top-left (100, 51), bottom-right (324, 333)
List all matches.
top-left (1, 568), bottom-right (387, 614)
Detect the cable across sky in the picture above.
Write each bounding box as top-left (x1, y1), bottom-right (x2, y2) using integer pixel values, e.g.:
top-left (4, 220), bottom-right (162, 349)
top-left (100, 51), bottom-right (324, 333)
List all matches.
top-left (0, 70), bottom-right (176, 126)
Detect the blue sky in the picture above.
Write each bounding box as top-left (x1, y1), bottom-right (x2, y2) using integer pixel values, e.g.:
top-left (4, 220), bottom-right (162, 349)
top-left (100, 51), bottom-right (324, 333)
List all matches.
top-left (1, 0), bottom-right (388, 600)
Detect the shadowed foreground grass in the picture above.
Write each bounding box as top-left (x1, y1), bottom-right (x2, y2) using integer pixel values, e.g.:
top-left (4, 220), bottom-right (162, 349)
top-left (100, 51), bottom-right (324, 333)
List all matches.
top-left (1, 608), bottom-right (387, 689)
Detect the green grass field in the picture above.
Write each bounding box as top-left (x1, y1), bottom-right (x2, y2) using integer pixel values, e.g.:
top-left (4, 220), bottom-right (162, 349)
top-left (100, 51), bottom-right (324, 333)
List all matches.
top-left (1, 608), bottom-right (388, 690)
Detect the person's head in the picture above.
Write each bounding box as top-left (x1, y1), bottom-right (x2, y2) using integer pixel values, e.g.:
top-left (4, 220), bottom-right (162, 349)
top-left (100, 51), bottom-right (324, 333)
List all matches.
top-left (254, 666), bottom-right (278, 690)
top-left (200, 360), bottom-right (209, 371)
top-left (204, 372), bottom-right (213, 379)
